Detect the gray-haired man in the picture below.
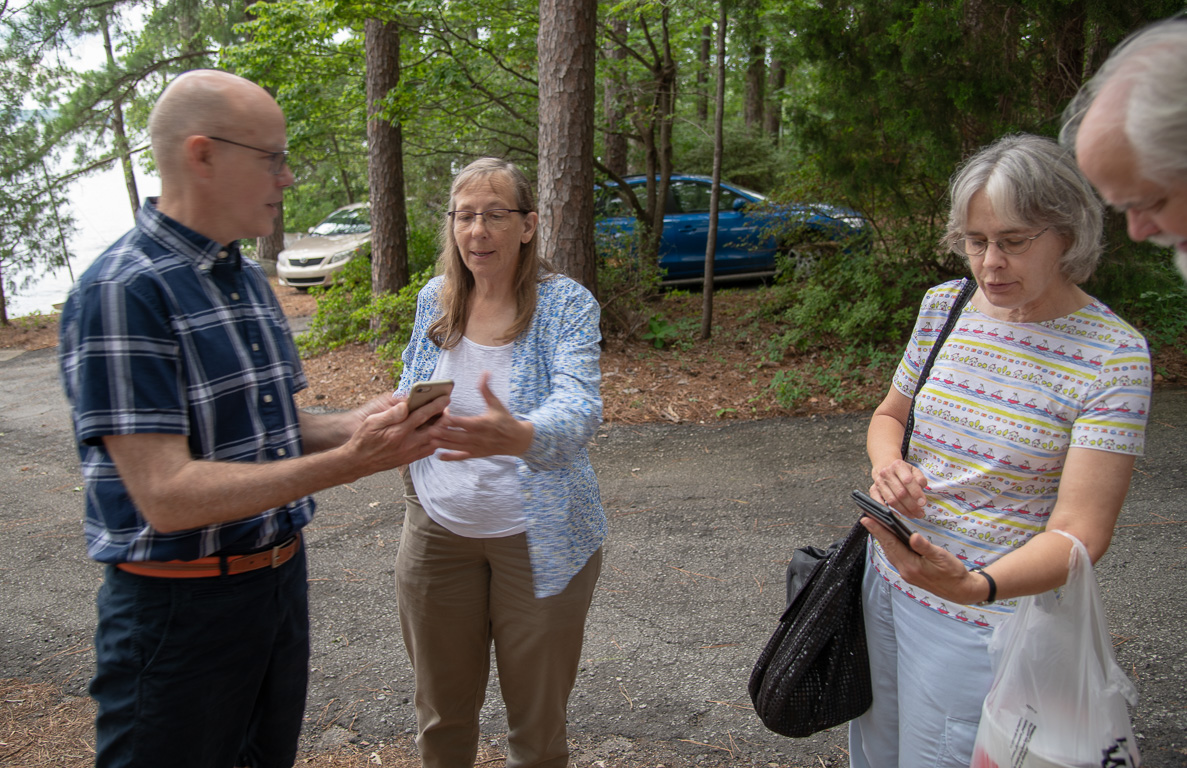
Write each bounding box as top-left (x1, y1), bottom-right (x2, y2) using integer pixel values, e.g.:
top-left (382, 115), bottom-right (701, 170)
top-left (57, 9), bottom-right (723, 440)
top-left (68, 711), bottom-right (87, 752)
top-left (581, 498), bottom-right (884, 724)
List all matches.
top-left (1061, 17), bottom-right (1187, 277)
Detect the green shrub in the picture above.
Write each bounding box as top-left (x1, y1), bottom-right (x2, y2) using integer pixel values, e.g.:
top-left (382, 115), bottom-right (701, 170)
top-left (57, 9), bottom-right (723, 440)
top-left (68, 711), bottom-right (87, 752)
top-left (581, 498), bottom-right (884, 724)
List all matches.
top-left (1084, 238), bottom-right (1187, 354)
top-left (597, 224), bottom-right (664, 339)
top-left (297, 256), bottom-right (433, 379)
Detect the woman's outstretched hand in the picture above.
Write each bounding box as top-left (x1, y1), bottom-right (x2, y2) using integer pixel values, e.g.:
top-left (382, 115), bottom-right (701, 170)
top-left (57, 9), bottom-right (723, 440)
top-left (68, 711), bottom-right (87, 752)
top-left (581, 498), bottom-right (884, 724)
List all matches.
top-left (430, 372), bottom-right (534, 461)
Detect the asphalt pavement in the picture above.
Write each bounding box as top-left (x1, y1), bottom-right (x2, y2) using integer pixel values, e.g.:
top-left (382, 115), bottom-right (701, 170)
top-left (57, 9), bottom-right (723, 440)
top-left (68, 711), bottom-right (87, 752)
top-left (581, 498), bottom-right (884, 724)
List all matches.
top-left (1, 345), bottom-right (1184, 766)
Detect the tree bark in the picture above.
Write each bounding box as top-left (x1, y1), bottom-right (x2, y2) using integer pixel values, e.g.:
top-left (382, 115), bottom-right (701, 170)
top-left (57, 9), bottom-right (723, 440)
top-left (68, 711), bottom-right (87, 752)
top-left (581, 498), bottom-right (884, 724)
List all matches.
top-left (538, 0), bottom-right (598, 292)
top-left (764, 57), bottom-right (786, 142)
top-left (602, 17), bottom-right (629, 177)
top-left (702, 9), bottom-right (726, 340)
top-left (744, 42), bottom-right (765, 132)
top-left (99, 11), bottom-right (139, 215)
top-left (696, 25), bottom-right (712, 125)
top-left (365, 17), bottom-right (410, 308)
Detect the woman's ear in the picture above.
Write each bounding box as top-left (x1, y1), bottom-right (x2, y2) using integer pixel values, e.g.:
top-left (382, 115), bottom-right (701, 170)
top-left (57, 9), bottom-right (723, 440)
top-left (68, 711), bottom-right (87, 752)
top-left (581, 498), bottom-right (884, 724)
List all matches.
top-left (520, 211), bottom-right (539, 244)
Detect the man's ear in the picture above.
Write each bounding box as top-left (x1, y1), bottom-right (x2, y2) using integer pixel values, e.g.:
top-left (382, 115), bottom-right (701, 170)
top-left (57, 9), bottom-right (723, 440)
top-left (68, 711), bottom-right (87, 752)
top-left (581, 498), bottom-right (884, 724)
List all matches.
top-left (182, 135), bottom-right (218, 179)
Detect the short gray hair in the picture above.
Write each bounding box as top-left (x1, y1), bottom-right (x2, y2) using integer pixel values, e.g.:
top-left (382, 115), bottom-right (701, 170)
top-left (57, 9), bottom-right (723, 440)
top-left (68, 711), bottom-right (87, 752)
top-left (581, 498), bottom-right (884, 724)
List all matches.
top-left (1060, 17), bottom-right (1187, 187)
top-left (942, 134), bottom-right (1104, 284)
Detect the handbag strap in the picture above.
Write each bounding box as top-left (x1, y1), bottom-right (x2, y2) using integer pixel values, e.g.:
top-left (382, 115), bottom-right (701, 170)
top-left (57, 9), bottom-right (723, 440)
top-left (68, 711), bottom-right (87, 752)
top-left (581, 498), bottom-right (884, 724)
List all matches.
top-left (899, 278), bottom-right (977, 459)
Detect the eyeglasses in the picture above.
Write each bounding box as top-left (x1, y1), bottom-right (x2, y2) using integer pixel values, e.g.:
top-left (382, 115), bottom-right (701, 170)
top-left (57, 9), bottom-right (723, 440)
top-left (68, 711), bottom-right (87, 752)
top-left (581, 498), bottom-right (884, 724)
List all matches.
top-left (955, 227), bottom-right (1050, 257)
top-left (207, 136), bottom-right (289, 175)
top-left (448, 209), bottom-right (528, 232)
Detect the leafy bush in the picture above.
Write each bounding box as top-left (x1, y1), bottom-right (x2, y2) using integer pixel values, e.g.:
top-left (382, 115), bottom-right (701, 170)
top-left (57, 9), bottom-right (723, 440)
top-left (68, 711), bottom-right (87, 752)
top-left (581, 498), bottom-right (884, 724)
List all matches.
top-left (597, 223), bottom-right (664, 339)
top-left (297, 255), bottom-right (433, 378)
top-left (762, 227), bottom-right (942, 353)
top-left (1083, 235), bottom-right (1187, 354)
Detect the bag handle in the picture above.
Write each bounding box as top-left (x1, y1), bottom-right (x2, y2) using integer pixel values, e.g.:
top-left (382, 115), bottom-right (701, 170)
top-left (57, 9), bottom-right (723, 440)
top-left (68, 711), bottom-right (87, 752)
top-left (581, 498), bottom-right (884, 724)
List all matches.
top-left (900, 278), bottom-right (977, 459)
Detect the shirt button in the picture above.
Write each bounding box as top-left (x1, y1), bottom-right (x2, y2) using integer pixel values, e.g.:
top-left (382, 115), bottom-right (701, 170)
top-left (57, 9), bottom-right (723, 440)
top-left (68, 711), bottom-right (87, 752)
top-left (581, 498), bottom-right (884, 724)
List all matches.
top-left (276, 447), bottom-right (287, 457)
top-left (218, 250), bottom-right (228, 260)
top-left (230, 292), bottom-right (240, 301)
top-left (263, 394), bottom-right (273, 403)
top-left (252, 343), bottom-right (260, 352)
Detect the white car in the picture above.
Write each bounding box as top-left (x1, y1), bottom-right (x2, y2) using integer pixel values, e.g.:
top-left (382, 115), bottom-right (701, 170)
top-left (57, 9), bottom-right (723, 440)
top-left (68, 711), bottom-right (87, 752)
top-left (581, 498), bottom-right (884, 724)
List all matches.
top-left (277, 203), bottom-right (371, 290)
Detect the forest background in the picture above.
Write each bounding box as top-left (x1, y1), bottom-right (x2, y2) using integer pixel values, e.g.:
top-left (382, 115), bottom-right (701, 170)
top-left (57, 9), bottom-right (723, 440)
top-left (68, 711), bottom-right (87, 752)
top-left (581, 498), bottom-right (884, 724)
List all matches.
top-left (2, 0), bottom-right (1186, 418)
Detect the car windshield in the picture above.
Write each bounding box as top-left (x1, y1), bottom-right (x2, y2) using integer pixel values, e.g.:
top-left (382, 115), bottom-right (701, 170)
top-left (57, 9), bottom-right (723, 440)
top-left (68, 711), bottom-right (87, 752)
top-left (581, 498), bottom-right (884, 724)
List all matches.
top-left (311, 207), bottom-right (370, 235)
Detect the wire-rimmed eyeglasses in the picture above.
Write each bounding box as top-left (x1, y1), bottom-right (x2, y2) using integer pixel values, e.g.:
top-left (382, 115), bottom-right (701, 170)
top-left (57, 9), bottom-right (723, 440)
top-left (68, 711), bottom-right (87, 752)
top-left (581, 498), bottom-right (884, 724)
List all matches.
top-left (954, 226), bottom-right (1051, 257)
top-left (207, 136), bottom-right (289, 175)
top-left (448, 209), bottom-right (529, 232)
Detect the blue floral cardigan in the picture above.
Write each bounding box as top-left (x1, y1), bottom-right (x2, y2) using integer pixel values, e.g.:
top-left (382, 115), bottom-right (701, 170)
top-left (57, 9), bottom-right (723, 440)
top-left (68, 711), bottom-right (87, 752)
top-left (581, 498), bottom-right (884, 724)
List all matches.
top-left (397, 273), bottom-right (606, 597)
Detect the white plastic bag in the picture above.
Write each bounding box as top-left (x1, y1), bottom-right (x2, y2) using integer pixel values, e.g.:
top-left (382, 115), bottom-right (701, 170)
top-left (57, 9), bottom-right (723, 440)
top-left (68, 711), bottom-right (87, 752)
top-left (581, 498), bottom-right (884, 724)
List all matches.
top-left (972, 530), bottom-right (1141, 768)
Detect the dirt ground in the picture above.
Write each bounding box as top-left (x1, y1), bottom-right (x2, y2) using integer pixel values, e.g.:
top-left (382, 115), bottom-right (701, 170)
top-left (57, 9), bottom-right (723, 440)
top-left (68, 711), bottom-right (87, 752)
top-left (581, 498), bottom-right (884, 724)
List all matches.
top-left (3, 281), bottom-right (1186, 768)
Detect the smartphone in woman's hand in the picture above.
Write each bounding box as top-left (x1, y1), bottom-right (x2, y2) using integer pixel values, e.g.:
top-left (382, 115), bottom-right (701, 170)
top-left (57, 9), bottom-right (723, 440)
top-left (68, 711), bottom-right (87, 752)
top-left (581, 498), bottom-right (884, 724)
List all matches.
top-left (852, 489), bottom-right (914, 546)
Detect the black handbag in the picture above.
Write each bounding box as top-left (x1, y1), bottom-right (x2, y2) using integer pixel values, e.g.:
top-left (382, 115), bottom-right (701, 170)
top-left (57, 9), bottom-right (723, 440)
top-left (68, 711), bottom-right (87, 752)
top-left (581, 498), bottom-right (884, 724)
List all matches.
top-left (748, 278), bottom-right (976, 738)
top-left (748, 520), bottom-right (871, 737)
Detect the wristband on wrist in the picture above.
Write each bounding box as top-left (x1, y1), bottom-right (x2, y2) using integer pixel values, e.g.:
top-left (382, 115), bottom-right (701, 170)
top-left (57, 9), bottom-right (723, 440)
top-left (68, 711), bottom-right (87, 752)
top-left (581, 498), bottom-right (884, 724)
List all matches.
top-left (972, 568), bottom-right (997, 605)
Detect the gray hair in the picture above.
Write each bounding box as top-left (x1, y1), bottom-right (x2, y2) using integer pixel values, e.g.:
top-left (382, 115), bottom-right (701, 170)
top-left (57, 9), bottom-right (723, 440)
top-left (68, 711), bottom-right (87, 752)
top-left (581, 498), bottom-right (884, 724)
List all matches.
top-left (942, 134), bottom-right (1104, 284)
top-left (1060, 17), bottom-right (1187, 186)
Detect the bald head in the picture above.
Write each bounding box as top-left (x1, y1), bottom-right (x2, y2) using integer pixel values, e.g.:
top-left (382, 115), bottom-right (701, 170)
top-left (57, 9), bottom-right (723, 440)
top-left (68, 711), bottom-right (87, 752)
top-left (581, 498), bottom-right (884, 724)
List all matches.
top-left (149, 70), bottom-right (283, 184)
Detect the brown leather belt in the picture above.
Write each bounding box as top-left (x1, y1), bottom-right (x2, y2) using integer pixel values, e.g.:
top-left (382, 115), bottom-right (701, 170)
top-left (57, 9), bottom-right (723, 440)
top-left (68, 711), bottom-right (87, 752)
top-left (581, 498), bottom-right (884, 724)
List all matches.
top-left (116, 534), bottom-right (301, 579)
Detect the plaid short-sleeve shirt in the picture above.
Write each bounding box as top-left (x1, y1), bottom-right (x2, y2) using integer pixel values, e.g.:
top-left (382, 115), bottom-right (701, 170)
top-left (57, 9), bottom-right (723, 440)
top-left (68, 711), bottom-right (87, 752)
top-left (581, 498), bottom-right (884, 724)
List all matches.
top-left (59, 198), bottom-right (312, 563)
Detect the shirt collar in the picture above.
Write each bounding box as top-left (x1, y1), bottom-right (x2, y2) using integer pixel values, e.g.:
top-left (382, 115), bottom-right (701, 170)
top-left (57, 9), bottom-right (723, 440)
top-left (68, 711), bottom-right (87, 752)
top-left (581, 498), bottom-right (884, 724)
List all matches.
top-left (139, 197), bottom-right (243, 271)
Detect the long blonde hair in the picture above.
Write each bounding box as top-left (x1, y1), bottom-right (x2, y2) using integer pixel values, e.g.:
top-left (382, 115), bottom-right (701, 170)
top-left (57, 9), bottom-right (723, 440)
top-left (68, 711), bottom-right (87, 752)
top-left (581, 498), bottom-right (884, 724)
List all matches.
top-left (428, 158), bottom-right (552, 348)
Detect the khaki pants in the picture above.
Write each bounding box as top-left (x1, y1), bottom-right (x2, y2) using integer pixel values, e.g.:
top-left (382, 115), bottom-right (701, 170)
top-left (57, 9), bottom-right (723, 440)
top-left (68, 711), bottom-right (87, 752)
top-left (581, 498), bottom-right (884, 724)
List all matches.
top-left (395, 481), bottom-right (602, 768)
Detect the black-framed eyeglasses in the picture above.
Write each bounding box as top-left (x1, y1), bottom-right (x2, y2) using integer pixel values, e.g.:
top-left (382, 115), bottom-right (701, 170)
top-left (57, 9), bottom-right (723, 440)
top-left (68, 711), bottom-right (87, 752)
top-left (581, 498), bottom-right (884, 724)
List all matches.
top-left (448, 209), bottom-right (529, 232)
top-left (207, 136), bottom-right (289, 175)
top-left (955, 226), bottom-right (1051, 257)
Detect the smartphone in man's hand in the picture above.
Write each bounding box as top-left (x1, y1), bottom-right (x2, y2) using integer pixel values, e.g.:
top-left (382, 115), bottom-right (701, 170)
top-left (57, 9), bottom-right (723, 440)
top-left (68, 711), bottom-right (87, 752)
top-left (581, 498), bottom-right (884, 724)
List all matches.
top-left (406, 379), bottom-right (453, 425)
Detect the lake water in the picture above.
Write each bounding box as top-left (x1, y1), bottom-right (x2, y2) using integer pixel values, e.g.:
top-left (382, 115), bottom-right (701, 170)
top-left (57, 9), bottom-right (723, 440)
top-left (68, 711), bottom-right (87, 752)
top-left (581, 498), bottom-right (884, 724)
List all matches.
top-left (8, 163), bottom-right (161, 318)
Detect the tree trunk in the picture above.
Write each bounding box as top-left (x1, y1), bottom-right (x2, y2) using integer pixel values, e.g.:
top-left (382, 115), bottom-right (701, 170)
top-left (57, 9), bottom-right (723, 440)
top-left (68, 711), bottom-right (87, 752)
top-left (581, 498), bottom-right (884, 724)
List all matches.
top-left (366, 17), bottom-right (410, 313)
top-left (602, 17), bottom-right (629, 177)
top-left (764, 57), bottom-right (786, 142)
top-left (744, 43), bottom-right (765, 132)
top-left (330, 134), bottom-right (356, 205)
top-left (696, 25), bottom-right (712, 125)
top-left (99, 11), bottom-right (139, 215)
top-left (702, 8), bottom-right (726, 340)
top-left (538, 0), bottom-right (598, 292)
top-left (652, 6), bottom-right (676, 265)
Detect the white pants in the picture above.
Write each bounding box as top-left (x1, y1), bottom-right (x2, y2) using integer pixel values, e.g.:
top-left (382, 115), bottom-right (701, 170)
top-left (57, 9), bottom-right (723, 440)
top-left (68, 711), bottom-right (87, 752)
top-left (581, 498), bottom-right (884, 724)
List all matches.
top-left (849, 548), bottom-right (994, 768)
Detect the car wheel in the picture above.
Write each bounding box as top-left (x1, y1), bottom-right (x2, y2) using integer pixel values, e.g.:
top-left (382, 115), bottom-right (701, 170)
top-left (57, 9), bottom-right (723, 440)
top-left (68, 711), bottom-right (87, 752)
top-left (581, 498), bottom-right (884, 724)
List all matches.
top-left (782, 239), bottom-right (839, 279)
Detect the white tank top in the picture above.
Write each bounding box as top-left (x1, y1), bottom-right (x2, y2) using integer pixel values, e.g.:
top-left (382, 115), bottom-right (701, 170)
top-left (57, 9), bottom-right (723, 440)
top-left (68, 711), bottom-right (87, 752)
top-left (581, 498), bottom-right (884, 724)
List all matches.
top-left (409, 336), bottom-right (525, 537)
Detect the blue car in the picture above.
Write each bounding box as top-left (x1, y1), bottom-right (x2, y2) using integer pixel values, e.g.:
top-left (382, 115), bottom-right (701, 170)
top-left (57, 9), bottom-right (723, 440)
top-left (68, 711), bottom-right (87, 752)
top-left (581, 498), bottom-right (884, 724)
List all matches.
top-left (595, 174), bottom-right (867, 284)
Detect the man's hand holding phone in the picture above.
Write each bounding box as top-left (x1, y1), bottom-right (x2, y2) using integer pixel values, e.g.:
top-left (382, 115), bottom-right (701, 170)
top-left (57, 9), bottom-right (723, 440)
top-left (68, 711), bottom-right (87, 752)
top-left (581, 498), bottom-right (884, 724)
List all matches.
top-left (404, 379), bottom-right (454, 427)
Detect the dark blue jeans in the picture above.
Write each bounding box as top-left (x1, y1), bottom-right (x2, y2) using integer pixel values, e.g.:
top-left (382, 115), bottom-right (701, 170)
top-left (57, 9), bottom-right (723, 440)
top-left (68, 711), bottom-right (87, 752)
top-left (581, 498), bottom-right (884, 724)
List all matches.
top-left (91, 548), bottom-right (310, 768)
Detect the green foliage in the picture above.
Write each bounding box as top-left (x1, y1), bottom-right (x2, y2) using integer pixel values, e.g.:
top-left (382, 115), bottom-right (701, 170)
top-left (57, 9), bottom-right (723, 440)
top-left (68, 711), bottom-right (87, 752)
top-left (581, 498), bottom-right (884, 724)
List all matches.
top-left (641, 314), bottom-right (682, 349)
top-left (759, 0), bottom-right (1182, 355)
top-left (767, 368), bottom-right (811, 408)
top-left (596, 223), bottom-right (664, 339)
top-left (0, 70), bottom-right (75, 321)
top-left (762, 224), bottom-right (939, 352)
top-left (1084, 235), bottom-right (1187, 353)
top-left (767, 344), bottom-right (898, 410)
top-left (297, 256), bottom-right (433, 378)
top-left (673, 119), bottom-right (789, 194)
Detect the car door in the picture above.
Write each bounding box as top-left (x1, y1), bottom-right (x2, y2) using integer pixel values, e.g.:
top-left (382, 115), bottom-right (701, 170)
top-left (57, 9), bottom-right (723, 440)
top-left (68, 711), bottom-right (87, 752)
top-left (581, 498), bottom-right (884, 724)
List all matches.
top-left (666, 180), bottom-right (771, 279)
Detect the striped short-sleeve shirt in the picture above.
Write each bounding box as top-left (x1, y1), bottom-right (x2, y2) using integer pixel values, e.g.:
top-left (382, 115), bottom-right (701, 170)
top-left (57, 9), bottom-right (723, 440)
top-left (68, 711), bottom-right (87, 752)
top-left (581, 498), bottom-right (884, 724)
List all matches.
top-left (872, 280), bottom-right (1151, 628)
top-left (58, 198), bottom-right (311, 563)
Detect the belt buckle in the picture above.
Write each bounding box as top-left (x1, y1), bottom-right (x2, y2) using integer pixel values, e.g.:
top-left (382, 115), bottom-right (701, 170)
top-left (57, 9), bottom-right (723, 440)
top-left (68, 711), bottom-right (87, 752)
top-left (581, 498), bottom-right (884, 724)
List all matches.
top-left (271, 541), bottom-right (284, 568)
